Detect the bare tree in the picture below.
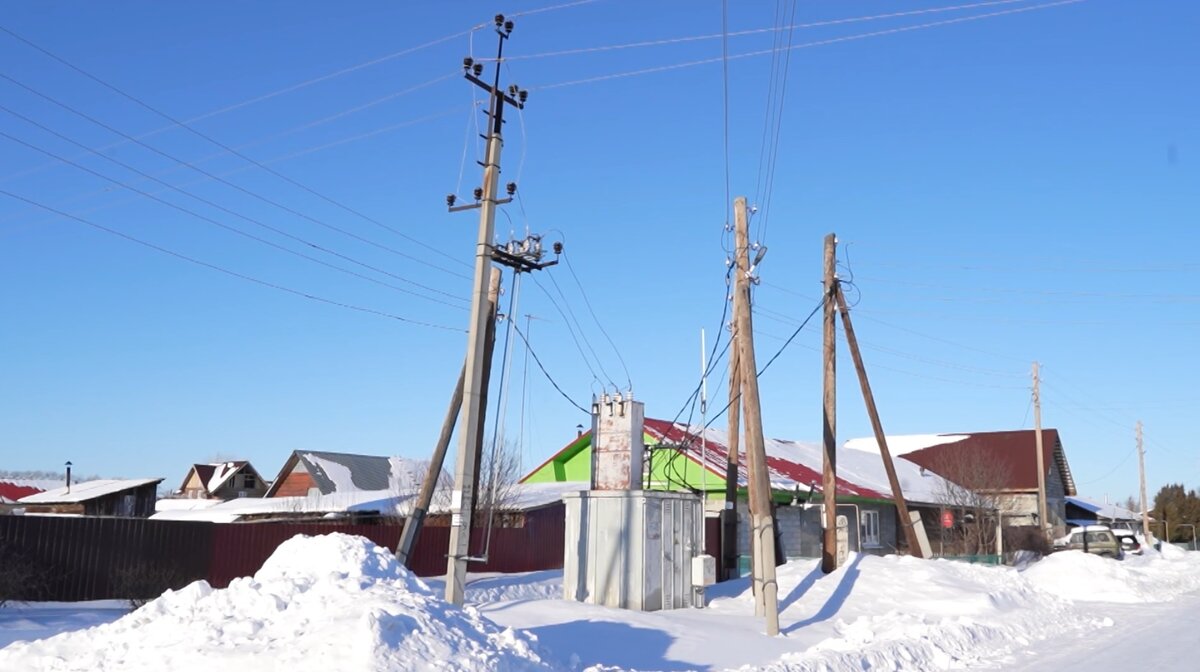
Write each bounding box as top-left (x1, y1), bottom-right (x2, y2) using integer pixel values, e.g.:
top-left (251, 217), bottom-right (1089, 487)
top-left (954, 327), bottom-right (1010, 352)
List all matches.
top-left (475, 436), bottom-right (522, 525)
top-left (929, 451), bottom-right (1018, 556)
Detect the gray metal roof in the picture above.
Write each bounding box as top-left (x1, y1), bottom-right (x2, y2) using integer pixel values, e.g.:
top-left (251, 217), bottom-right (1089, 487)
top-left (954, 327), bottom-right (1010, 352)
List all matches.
top-left (294, 451), bottom-right (410, 494)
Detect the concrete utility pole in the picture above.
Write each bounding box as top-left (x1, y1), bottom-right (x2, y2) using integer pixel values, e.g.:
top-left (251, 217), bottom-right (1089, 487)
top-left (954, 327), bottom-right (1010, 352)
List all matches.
top-left (397, 269), bottom-right (501, 566)
top-left (821, 233), bottom-right (838, 574)
top-left (1032, 362), bottom-right (1049, 536)
top-left (444, 15), bottom-right (526, 606)
top-left (1137, 420), bottom-right (1150, 543)
top-left (732, 196), bottom-right (779, 636)
top-left (834, 285), bottom-right (923, 558)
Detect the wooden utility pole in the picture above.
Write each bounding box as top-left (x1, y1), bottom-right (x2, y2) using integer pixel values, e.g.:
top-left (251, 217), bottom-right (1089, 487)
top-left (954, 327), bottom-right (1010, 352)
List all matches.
top-left (732, 196), bottom-right (779, 636)
top-left (1137, 420), bottom-right (1150, 543)
top-left (723, 311), bottom-right (742, 581)
top-left (397, 269), bottom-right (500, 565)
top-left (821, 233), bottom-right (838, 574)
top-left (834, 285), bottom-right (923, 558)
top-left (1032, 362), bottom-right (1049, 536)
top-left (445, 17), bottom-right (525, 606)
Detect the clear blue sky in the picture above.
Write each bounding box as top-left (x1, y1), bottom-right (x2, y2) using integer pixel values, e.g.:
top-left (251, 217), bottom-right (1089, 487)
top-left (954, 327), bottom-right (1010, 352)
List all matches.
top-left (0, 1), bottom-right (1194, 504)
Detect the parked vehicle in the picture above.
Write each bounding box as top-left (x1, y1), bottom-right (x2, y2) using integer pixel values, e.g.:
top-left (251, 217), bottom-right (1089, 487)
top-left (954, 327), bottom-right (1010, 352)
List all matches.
top-left (1054, 525), bottom-right (1123, 559)
top-left (1111, 529), bottom-right (1143, 556)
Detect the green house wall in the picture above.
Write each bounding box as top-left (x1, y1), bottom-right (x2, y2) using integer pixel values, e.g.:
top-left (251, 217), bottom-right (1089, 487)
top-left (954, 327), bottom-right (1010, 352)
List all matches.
top-left (523, 431), bottom-right (728, 495)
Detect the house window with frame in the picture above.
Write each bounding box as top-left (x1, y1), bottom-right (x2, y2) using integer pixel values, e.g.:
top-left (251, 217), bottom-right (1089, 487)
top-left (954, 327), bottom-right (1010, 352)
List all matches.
top-left (861, 510), bottom-right (881, 548)
top-left (243, 473), bottom-right (257, 489)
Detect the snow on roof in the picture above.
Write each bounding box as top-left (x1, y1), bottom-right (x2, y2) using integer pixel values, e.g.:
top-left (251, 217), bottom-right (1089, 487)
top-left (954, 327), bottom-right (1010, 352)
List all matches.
top-left (1066, 495), bottom-right (1140, 521)
top-left (151, 480), bottom-right (574, 523)
top-left (289, 452), bottom-right (438, 496)
top-left (642, 419), bottom-right (962, 506)
top-left (154, 498), bottom-right (225, 512)
top-left (19, 479), bottom-right (162, 504)
top-left (206, 462), bottom-right (248, 493)
top-left (843, 434), bottom-right (971, 456)
top-left (1, 479), bottom-right (65, 503)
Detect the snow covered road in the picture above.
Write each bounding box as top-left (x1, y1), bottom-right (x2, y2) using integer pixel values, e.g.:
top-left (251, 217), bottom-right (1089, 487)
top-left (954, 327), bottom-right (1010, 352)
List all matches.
top-left (1018, 592), bottom-right (1200, 671)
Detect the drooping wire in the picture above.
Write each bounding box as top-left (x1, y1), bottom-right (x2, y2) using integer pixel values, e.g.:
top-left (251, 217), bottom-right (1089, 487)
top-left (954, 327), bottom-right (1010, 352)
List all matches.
top-left (530, 274), bottom-right (603, 388)
top-left (702, 295), bottom-right (826, 431)
top-left (510, 321), bottom-right (590, 415)
top-left (562, 250), bottom-right (632, 391)
top-left (0, 188), bottom-right (463, 332)
top-left (546, 272), bottom-right (618, 390)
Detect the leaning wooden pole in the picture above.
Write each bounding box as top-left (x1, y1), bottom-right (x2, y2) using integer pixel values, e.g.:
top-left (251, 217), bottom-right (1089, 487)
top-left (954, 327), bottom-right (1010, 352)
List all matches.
top-left (723, 320), bottom-right (742, 582)
top-left (821, 233), bottom-right (838, 574)
top-left (733, 196), bottom-right (779, 635)
top-left (833, 284), bottom-right (924, 558)
top-left (396, 268), bottom-right (501, 565)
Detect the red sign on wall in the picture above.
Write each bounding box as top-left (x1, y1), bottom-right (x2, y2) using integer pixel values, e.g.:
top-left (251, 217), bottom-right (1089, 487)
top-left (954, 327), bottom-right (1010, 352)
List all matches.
top-left (941, 510), bottom-right (954, 528)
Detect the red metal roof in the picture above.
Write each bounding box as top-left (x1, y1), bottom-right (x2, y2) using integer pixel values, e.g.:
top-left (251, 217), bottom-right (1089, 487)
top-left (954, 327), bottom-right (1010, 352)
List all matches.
top-left (896, 429), bottom-right (1076, 496)
top-left (641, 418), bottom-right (893, 500)
top-left (0, 481), bottom-right (45, 502)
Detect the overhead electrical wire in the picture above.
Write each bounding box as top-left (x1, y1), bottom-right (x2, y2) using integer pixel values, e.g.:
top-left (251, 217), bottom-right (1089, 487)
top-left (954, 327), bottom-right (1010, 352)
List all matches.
top-left (510, 321), bottom-right (590, 415)
top-left (533, 0), bottom-right (1086, 91)
top-left (0, 104), bottom-right (465, 229)
top-left (0, 72), bottom-right (472, 280)
top-left (0, 187), bottom-right (463, 331)
top-left (0, 30), bottom-right (471, 272)
top-left (751, 0), bottom-right (798, 246)
top-left (0, 109), bottom-right (469, 308)
top-left (505, 0), bottom-right (1045, 61)
top-left (529, 274), bottom-right (603, 389)
top-left (545, 272), bottom-right (618, 390)
top-left (562, 250), bottom-right (633, 391)
top-left (0, 0), bottom-right (605, 185)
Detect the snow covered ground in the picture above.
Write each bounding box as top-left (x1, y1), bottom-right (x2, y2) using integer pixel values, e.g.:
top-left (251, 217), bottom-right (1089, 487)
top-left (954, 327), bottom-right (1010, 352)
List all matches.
top-left (2, 534), bottom-right (1198, 671)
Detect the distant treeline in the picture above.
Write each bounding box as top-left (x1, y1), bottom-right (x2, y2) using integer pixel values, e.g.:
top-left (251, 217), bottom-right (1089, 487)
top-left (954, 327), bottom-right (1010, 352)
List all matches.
top-left (0, 469), bottom-right (105, 482)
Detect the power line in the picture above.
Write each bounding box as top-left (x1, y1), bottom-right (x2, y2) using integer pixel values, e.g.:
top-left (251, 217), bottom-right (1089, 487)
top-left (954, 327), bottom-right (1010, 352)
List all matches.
top-left (720, 0), bottom-right (732, 240)
top-left (754, 0), bottom-right (799, 245)
top-left (0, 27), bottom-right (471, 272)
top-left (533, 0), bottom-right (1085, 90)
top-left (562, 250), bottom-right (632, 391)
top-left (529, 274), bottom-right (602, 388)
top-left (703, 295), bottom-right (825, 430)
top-left (507, 0), bottom-right (1041, 61)
top-left (546, 271), bottom-right (618, 389)
top-left (0, 125), bottom-right (465, 309)
top-left (0, 187), bottom-right (463, 331)
top-left (0, 72), bottom-right (472, 280)
top-left (0, 108), bottom-right (469, 308)
top-left (0, 104), bottom-right (465, 229)
top-left (510, 321), bottom-right (590, 415)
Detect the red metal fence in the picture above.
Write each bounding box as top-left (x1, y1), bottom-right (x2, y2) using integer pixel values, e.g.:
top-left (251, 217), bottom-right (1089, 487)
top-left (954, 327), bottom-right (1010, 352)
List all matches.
top-left (0, 506), bottom-right (565, 602)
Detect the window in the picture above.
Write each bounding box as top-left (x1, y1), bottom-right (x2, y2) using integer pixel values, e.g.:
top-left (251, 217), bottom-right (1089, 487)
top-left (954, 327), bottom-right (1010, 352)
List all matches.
top-left (861, 510), bottom-right (881, 548)
top-left (243, 474), bottom-right (257, 489)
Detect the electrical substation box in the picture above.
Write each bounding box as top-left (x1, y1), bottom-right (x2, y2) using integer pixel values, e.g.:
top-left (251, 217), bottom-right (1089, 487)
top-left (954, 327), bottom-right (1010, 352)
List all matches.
top-left (563, 490), bottom-right (703, 611)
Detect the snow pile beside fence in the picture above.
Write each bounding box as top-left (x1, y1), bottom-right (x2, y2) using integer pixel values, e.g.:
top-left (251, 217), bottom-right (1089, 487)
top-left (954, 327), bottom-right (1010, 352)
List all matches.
top-left (0, 533), bottom-right (554, 672)
top-left (1022, 547), bottom-right (1200, 603)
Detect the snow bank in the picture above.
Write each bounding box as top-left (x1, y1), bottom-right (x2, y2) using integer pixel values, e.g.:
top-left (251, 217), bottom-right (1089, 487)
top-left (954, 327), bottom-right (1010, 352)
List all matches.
top-left (1023, 549), bottom-right (1200, 603)
top-left (0, 534), bottom-right (553, 672)
top-left (720, 554), bottom-right (1099, 671)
